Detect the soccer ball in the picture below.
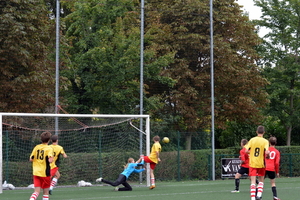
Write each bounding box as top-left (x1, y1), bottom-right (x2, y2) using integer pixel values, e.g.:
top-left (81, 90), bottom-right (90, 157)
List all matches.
top-left (162, 137), bottom-right (170, 143)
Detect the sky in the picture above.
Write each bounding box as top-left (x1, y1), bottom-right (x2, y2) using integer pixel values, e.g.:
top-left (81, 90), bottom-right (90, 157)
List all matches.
top-left (236, 0), bottom-right (269, 37)
top-left (237, 0), bottom-right (262, 20)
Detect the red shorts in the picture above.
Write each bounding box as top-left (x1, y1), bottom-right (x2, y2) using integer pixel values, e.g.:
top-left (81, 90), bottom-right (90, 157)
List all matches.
top-left (144, 156), bottom-right (157, 170)
top-left (33, 175), bottom-right (51, 189)
top-left (51, 167), bottom-right (59, 177)
top-left (249, 167), bottom-right (266, 176)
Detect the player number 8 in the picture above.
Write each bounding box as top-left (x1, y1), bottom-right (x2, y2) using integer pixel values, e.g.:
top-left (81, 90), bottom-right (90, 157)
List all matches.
top-left (254, 148), bottom-right (260, 157)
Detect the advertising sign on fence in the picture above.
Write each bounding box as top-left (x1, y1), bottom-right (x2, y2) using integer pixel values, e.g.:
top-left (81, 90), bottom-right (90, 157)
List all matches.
top-left (221, 158), bottom-right (248, 178)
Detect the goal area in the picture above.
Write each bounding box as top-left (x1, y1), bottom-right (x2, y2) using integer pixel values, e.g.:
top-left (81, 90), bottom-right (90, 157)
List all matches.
top-left (0, 113), bottom-right (150, 193)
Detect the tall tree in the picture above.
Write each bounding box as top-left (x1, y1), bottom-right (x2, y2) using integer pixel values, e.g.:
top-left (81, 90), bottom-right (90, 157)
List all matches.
top-left (146, 0), bottom-right (269, 149)
top-left (254, 0), bottom-right (300, 146)
top-left (60, 0), bottom-right (174, 114)
top-left (0, 0), bottom-right (55, 112)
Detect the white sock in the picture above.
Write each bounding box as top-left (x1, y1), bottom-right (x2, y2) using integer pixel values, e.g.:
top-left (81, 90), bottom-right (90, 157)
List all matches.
top-left (151, 178), bottom-right (155, 185)
top-left (257, 182), bottom-right (264, 197)
top-left (50, 178), bottom-right (58, 190)
top-left (29, 192), bottom-right (39, 200)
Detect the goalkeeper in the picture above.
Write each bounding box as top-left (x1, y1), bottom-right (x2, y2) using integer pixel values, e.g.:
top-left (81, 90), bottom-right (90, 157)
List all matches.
top-left (96, 157), bottom-right (144, 191)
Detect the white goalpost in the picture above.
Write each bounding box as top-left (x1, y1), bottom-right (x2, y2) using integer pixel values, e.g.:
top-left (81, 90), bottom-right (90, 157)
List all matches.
top-left (0, 115), bottom-right (2, 194)
top-left (0, 113), bottom-right (151, 194)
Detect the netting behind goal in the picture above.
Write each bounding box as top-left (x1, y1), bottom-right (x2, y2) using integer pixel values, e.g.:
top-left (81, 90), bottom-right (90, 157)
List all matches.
top-left (0, 113), bottom-right (150, 193)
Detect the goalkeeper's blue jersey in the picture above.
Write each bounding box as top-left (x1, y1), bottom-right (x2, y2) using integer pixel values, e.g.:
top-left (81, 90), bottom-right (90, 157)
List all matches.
top-left (121, 160), bottom-right (145, 179)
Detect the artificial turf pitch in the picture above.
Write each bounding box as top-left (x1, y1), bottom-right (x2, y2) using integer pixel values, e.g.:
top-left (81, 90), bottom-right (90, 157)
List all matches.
top-left (1, 177), bottom-right (299, 200)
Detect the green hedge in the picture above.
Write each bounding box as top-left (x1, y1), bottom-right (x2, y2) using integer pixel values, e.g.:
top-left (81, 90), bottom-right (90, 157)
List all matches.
top-left (3, 147), bottom-right (300, 186)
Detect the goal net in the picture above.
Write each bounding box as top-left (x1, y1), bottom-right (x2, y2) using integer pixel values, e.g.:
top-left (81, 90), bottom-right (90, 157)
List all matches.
top-left (0, 113), bottom-right (150, 193)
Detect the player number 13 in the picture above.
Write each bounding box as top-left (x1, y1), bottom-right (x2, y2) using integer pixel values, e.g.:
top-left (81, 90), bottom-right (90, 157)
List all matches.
top-left (36, 150), bottom-right (45, 160)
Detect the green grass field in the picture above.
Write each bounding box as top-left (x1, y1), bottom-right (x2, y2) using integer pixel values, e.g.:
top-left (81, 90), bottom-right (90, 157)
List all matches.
top-left (1, 177), bottom-right (299, 200)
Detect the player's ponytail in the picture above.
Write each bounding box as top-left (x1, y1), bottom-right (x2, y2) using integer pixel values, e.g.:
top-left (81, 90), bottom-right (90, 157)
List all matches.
top-left (124, 158), bottom-right (134, 169)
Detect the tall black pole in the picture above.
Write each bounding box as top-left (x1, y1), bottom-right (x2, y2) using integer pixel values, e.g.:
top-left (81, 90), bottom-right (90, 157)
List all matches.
top-left (55, 0), bottom-right (60, 135)
top-left (139, 0), bottom-right (145, 184)
top-left (210, 0), bottom-right (215, 180)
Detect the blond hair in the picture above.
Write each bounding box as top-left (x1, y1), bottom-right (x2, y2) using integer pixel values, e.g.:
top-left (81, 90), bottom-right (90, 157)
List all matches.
top-left (124, 158), bottom-right (134, 169)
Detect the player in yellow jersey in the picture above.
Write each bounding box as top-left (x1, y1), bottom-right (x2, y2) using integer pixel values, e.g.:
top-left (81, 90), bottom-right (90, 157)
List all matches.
top-left (29, 132), bottom-right (54, 200)
top-left (143, 135), bottom-right (161, 189)
top-left (246, 126), bottom-right (270, 200)
top-left (49, 135), bottom-right (68, 195)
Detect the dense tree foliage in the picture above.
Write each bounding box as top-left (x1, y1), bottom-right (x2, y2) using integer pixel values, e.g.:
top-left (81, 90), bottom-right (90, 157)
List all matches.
top-left (60, 0), bottom-right (174, 114)
top-left (254, 0), bottom-right (300, 145)
top-left (58, 0), bottom-right (269, 149)
top-left (0, 0), bottom-right (55, 112)
top-left (145, 0), bottom-right (269, 149)
top-left (1, 0), bottom-right (277, 149)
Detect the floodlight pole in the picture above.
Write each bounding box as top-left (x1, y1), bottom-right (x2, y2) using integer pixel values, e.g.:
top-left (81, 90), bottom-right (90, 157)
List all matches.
top-left (139, 0), bottom-right (145, 184)
top-left (55, 0), bottom-right (60, 135)
top-left (210, 0), bottom-right (215, 181)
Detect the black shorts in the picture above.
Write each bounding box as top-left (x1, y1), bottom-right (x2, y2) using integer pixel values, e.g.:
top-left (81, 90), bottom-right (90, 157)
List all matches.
top-left (265, 171), bottom-right (276, 179)
top-left (237, 167), bottom-right (249, 175)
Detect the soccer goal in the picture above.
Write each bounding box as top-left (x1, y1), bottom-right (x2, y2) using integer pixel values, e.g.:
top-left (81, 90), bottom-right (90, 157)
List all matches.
top-left (0, 113), bottom-right (151, 193)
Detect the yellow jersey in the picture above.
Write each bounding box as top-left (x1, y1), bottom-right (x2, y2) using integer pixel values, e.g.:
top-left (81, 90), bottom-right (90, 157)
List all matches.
top-left (49, 144), bottom-right (66, 169)
top-left (30, 144), bottom-right (53, 177)
top-left (149, 142), bottom-right (161, 164)
top-left (246, 136), bottom-right (269, 168)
